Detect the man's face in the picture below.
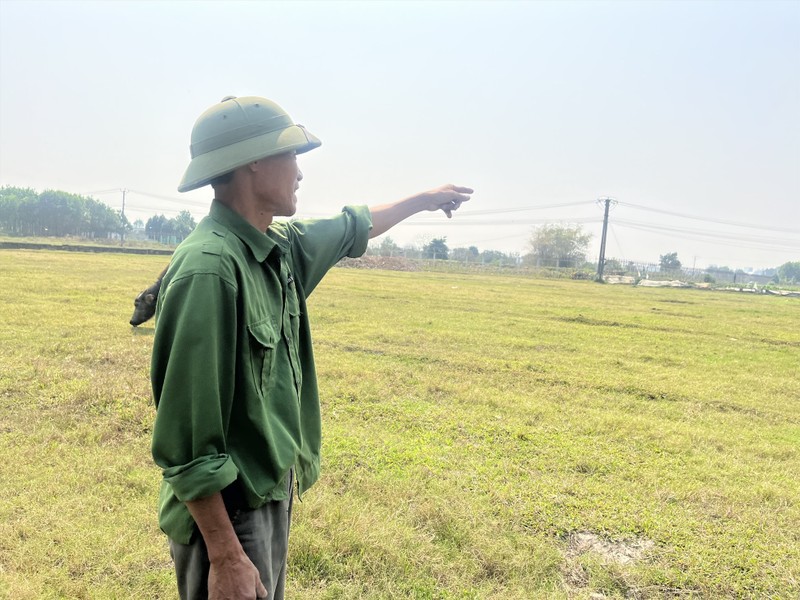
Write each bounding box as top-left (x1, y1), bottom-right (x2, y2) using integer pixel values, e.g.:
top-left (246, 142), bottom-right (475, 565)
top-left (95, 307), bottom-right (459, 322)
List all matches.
top-left (252, 151), bottom-right (303, 217)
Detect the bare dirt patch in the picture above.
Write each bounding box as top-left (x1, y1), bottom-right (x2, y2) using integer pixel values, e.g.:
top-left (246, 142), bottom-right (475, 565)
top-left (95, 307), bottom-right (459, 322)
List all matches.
top-left (563, 531), bottom-right (658, 597)
top-left (567, 531), bottom-right (655, 565)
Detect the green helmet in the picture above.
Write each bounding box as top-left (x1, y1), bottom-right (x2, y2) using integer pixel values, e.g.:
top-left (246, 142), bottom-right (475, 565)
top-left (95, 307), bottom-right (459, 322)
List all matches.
top-left (178, 96), bottom-right (321, 193)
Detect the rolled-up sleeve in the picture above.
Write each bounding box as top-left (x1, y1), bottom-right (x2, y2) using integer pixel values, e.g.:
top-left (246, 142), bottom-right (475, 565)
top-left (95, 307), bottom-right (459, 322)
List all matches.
top-left (151, 272), bottom-right (240, 503)
top-left (286, 205), bottom-right (372, 295)
top-left (162, 455), bottom-right (239, 502)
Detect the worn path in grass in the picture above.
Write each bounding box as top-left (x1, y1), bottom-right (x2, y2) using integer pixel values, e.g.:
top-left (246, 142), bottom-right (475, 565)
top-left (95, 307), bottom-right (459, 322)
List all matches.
top-left (0, 250), bottom-right (798, 599)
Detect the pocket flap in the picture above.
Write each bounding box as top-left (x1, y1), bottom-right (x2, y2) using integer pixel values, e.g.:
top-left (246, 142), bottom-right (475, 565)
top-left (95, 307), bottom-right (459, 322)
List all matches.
top-left (247, 320), bottom-right (277, 348)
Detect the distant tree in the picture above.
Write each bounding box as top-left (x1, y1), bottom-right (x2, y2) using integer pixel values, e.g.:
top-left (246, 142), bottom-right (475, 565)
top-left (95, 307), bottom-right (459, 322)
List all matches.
top-left (0, 186), bottom-right (125, 238)
top-left (171, 210), bottom-right (197, 242)
top-left (162, 217), bottom-right (176, 241)
top-left (603, 258), bottom-right (625, 274)
top-left (38, 190), bottom-right (84, 236)
top-left (449, 246), bottom-right (477, 262)
top-left (526, 224), bottom-right (591, 268)
top-left (450, 247), bottom-right (467, 261)
top-left (423, 237), bottom-right (449, 260)
top-left (659, 252), bottom-right (682, 272)
top-left (480, 249), bottom-right (508, 265)
top-left (0, 186), bottom-right (38, 235)
top-left (146, 214), bottom-right (169, 243)
top-left (708, 264), bottom-right (733, 273)
top-left (117, 210), bottom-right (132, 239)
top-left (777, 261), bottom-right (800, 284)
top-left (403, 244), bottom-right (422, 259)
top-left (86, 198), bottom-right (121, 238)
top-left (377, 236), bottom-right (401, 257)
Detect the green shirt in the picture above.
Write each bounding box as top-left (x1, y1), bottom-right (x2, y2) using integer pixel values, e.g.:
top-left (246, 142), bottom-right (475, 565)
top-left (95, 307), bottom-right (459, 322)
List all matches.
top-left (151, 200), bottom-right (371, 544)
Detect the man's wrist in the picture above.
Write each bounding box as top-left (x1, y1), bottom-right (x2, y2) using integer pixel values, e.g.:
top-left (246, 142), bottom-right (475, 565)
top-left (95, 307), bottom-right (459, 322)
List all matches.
top-left (404, 193), bottom-right (429, 215)
top-left (196, 517), bottom-right (246, 564)
top-left (208, 543), bottom-right (247, 564)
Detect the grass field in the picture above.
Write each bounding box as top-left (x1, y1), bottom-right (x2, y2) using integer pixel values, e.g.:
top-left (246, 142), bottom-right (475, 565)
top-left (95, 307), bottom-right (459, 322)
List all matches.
top-left (0, 249), bottom-right (798, 599)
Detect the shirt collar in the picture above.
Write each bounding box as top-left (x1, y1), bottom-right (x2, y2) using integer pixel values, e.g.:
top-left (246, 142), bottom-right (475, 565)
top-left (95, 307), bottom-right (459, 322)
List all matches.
top-left (209, 199), bottom-right (281, 263)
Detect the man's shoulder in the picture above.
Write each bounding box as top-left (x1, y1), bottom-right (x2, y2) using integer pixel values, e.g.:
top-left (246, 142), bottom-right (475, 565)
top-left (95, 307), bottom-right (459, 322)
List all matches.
top-left (267, 219), bottom-right (292, 243)
top-left (168, 219), bottom-right (244, 284)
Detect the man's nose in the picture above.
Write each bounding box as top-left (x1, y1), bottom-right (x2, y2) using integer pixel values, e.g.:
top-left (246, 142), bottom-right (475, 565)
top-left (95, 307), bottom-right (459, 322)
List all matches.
top-left (297, 169), bottom-right (303, 182)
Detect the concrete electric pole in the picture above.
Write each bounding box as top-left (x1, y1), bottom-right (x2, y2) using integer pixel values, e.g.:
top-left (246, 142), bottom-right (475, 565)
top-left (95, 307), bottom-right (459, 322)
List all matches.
top-left (121, 188), bottom-right (128, 244)
top-left (596, 197), bottom-right (615, 282)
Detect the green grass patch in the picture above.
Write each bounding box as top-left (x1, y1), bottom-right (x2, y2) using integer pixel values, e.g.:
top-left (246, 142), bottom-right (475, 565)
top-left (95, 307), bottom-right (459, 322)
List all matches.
top-left (0, 250), bottom-right (798, 598)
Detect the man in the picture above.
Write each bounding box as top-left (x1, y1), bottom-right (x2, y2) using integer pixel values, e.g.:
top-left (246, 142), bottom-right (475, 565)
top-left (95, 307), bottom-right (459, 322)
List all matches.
top-left (151, 95), bottom-right (472, 600)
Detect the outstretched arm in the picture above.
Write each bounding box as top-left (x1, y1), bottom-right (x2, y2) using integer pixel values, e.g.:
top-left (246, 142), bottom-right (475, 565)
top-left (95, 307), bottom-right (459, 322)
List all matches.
top-left (369, 184), bottom-right (473, 239)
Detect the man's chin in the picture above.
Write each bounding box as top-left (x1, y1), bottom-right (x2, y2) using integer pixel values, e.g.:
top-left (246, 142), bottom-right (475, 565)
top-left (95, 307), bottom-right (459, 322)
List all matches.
top-left (276, 197), bottom-right (298, 218)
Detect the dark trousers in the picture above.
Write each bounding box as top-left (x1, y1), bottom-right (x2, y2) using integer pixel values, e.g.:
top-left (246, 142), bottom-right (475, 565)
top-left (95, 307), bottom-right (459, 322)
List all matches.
top-left (169, 473), bottom-right (294, 600)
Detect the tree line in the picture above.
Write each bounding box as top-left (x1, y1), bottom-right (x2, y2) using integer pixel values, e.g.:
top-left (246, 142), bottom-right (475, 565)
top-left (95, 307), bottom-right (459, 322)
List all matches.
top-left (0, 186), bottom-right (130, 238)
top-left (366, 236), bottom-right (521, 265)
top-left (368, 224), bottom-right (592, 267)
top-left (368, 225), bottom-right (800, 284)
top-left (139, 211), bottom-right (197, 245)
top-left (3, 186), bottom-right (796, 283)
top-left (0, 186), bottom-right (198, 244)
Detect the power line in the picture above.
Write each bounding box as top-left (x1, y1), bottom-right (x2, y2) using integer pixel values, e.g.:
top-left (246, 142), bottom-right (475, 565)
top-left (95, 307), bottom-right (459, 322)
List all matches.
top-left (613, 218), bottom-right (800, 248)
top-left (454, 231), bottom-right (531, 246)
top-left (617, 200), bottom-right (800, 234)
top-left (123, 203), bottom-right (202, 218)
top-left (455, 200), bottom-right (596, 216)
top-left (613, 220), bottom-right (800, 253)
top-left (128, 193), bottom-right (597, 217)
top-left (85, 188), bottom-right (123, 196)
top-left (71, 188), bottom-right (800, 260)
top-left (397, 216), bottom-right (603, 227)
top-left (92, 188), bottom-right (602, 223)
top-left (609, 224), bottom-right (626, 262)
top-left (128, 189), bottom-right (211, 209)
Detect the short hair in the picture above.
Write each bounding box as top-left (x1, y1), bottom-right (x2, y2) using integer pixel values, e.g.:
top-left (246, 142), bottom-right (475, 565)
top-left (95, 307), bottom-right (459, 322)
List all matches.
top-left (210, 171), bottom-right (234, 187)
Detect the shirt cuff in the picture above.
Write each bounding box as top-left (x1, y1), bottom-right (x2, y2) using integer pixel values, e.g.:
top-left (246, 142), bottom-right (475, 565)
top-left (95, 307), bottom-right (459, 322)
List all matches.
top-left (162, 454), bottom-right (239, 502)
top-left (341, 205), bottom-right (372, 258)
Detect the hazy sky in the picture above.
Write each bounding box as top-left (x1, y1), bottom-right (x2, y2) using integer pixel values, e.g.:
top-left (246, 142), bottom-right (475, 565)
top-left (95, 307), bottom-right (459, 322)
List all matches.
top-left (1, 0), bottom-right (798, 270)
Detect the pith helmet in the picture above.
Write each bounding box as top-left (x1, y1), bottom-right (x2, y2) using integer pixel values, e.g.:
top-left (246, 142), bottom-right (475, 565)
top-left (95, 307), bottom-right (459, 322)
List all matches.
top-left (178, 96), bottom-right (321, 192)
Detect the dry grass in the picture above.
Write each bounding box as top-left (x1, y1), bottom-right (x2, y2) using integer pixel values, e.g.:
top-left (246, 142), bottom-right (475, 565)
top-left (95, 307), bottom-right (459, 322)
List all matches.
top-left (0, 249), bottom-right (798, 599)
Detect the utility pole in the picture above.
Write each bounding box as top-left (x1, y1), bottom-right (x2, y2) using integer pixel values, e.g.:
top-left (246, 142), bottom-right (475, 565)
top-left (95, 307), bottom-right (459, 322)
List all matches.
top-left (121, 188), bottom-right (127, 245)
top-left (596, 197), bottom-right (614, 282)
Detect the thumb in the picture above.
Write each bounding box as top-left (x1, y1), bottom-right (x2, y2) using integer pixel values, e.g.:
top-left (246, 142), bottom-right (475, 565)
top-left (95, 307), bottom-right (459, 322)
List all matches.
top-left (256, 579), bottom-right (269, 599)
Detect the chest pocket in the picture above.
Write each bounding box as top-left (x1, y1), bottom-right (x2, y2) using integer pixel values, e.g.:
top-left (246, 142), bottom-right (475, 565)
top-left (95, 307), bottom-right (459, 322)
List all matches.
top-left (247, 320), bottom-right (278, 398)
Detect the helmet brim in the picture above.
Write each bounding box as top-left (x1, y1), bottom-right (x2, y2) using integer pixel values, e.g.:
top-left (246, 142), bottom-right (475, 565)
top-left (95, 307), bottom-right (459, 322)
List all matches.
top-left (177, 124), bottom-right (321, 193)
